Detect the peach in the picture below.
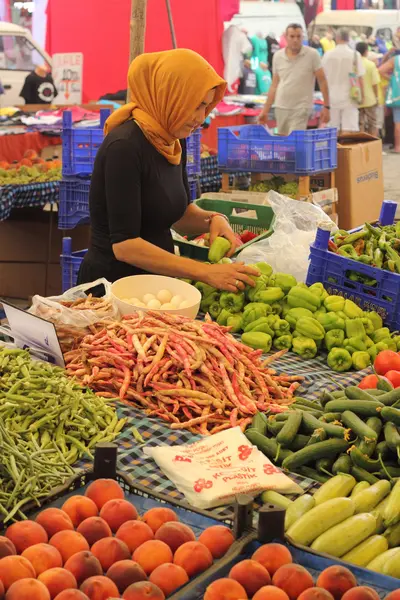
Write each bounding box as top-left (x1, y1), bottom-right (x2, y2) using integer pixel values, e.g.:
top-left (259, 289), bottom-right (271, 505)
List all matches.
top-left (85, 479), bottom-right (124, 510)
top-left (54, 592), bottom-right (90, 600)
top-left (76, 517), bottom-right (112, 546)
top-left (385, 593), bottom-right (400, 600)
top-left (99, 499), bottom-right (138, 532)
top-left (298, 589), bottom-right (335, 600)
top-left (61, 497), bottom-right (98, 528)
top-left (203, 578), bottom-right (248, 600)
top-left (149, 563), bottom-right (189, 596)
top-left (122, 582), bottom-right (165, 600)
top-left (106, 560), bottom-right (147, 594)
top-left (5, 520), bottom-right (48, 553)
top-left (133, 540), bottom-right (173, 575)
top-left (91, 537), bottom-right (130, 571)
top-left (64, 551), bottom-right (102, 586)
top-left (198, 525), bottom-right (235, 559)
top-left (80, 576), bottom-right (119, 600)
top-left (38, 568), bottom-right (77, 599)
top-left (253, 587), bottom-right (290, 600)
top-left (273, 564), bottom-right (314, 600)
top-left (22, 543), bottom-right (63, 575)
top-left (116, 520), bottom-right (154, 553)
top-left (0, 580), bottom-right (3, 600)
top-left (229, 559), bottom-right (271, 596)
top-left (173, 541), bottom-right (213, 577)
top-left (5, 578), bottom-right (50, 600)
top-left (317, 566), bottom-right (358, 600)
top-left (0, 555), bottom-right (36, 590)
top-left (49, 531), bottom-right (89, 563)
top-left (252, 543), bottom-right (293, 576)
top-left (24, 149), bottom-right (38, 160)
top-left (0, 537), bottom-right (16, 559)
top-left (142, 508), bottom-right (178, 533)
top-left (342, 589), bottom-right (380, 600)
top-left (36, 508), bottom-right (74, 538)
top-left (155, 522), bottom-right (195, 553)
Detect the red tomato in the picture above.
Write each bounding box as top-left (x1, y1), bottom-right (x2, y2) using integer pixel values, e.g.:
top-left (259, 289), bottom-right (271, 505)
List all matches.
top-left (358, 374), bottom-right (378, 389)
top-left (374, 350), bottom-right (400, 375)
top-left (384, 370), bottom-right (400, 388)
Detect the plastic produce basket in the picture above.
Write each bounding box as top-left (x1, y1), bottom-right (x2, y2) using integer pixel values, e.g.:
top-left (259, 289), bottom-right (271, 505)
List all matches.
top-left (58, 177), bottom-right (91, 229)
top-left (174, 197), bottom-right (275, 261)
top-left (186, 129), bottom-right (201, 177)
top-left (62, 109), bottom-right (110, 177)
top-left (60, 237), bottom-right (87, 292)
top-left (189, 177), bottom-right (199, 201)
top-left (218, 125), bottom-right (337, 174)
top-left (306, 200), bottom-right (400, 330)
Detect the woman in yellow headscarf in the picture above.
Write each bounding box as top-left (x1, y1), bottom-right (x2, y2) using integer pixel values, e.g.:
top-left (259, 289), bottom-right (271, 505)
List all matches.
top-left (78, 49), bottom-right (258, 291)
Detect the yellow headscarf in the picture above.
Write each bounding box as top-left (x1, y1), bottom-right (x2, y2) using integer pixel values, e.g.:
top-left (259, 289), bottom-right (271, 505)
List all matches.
top-left (104, 49), bottom-right (226, 165)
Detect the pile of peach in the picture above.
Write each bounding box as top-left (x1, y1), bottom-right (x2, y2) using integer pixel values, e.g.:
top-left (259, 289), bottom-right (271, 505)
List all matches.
top-left (204, 543), bottom-right (400, 600)
top-left (0, 478), bottom-right (235, 600)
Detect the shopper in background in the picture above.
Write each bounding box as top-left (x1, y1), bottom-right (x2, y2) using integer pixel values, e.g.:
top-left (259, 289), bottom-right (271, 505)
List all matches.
top-left (258, 24), bottom-right (330, 135)
top-left (255, 62), bottom-right (272, 95)
top-left (349, 31), bottom-right (359, 50)
top-left (266, 32), bottom-right (280, 73)
top-left (310, 34), bottom-right (324, 57)
top-left (322, 28), bottom-right (365, 133)
top-left (320, 30), bottom-right (336, 53)
top-left (238, 59), bottom-right (257, 95)
top-left (356, 42), bottom-right (380, 136)
top-left (379, 54), bottom-right (400, 153)
top-left (20, 62), bottom-right (57, 104)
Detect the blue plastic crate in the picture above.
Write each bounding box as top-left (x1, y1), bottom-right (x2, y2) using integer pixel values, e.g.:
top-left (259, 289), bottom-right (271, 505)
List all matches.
top-left (62, 109), bottom-right (110, 177)
top-left (218, 125), bottom-right (337, 174)
top-left (306, 201), bottom-right (400, 330)
top-left (58, 177), bottom-right (90, 229)
top-left (186, 129), bottom-right (201, 176)
top-left (189, 177), bottom-right (198, 201)
top-left (60, 237), bottom-right (87, 292)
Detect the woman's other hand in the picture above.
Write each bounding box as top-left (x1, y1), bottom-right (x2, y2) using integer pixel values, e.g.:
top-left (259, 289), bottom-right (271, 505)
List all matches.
top-left (209, 215), bottom-right (239, 257)
top-left (202, 262), bottom-right (260, 292)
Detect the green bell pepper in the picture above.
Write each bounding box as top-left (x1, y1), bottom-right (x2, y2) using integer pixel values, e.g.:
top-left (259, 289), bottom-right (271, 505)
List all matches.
top-left (309, 282), bottom-right (328, 301)
top-left (268, 272), bottom-right (297, 293)
top-left (392, 335), bottom-right (400, 351)
top-left (324, 295), bottom-right (345, 312)
top-left (366, 311), bottom-right (383, 331)
top-left (244, 317), bottom-right (274, 336)
top-left (292, 336), bottom-right (317, 359)
top-left (364, 336), bottom-right (374, 348)
top-left (209, 301), bottom-right (222, 320)
top-left (243, 302), bottom-right (271, 314)
top-left (216, 308), bottom-right (232, 326)
top-left (368, 344), bottom-right (379, 362)
top-left (343, 299), bottom-right (363, 319)
top-left (285, 307), bottom-right (313, 329)
top-left (327, 348), bottom-right (353, 372)
top-left (345, 318), bottom-right (366, 340)
top-left (270, 302), bottom-right (283, 315)
top-left (325, 329), bottom-right (345, 351)
top-left (256, 287), bottom-right (285, 304)
top-left (241, 331), bottom-right (272, 352)
top-left (274, 334), bottom-right (293, 350)
top-left (200, 291), bottom-right (220, 313)
top-left (226, 313), bottom-right (243, 333)
top-left (208, 236), bottom-right (231, 263)
top-left (246, 275), bottom-right (270, 302)
top-left (316, 311), bottom-right (345, 332)
top-left (266, 314), bottom-right (280, 327)
top-left (360, 317), bottom-right (374, 335)
top-left (287, 286), bottom-right (321, 312)
top-left (295, 317), bottom-right (325, 341)
top-left (195, 282), bottom-right (216, 298)
top-left (383, 338), bottom-right (397, 352)
top-left (281, 300), bottom-right (291, 317)
top-left (271, 318), bottom-right (291, 338)
top-left (371, 327), bottom-right (391, 344)
top-left (242, 304), bottom-right (270, 330)
top-left (218, 257), bottom-right (232, 264)
top-left (352, 351), bottom-right (371, 371)
top-left (220, 291), bottom-right (245, 314)
top-left (336, 310), bottom-right (348, 321)
top-left (344, 336), bottom-right (367, 354)
top-left (255, 262), bottom-right (273, 277)
top-left (314, 307), bottom-right (327, 318)
top-left (375, 340), bottom-right (391, 353)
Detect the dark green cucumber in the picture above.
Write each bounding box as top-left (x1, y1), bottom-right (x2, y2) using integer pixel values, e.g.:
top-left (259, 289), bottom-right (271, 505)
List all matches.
top-left (350, 465), bottom-right (380, 484)
top-left (295, 466), bottom-right (330, 483)
top-left (349, 445), bottom-right (380, 472)
top-left (358, 417), bottom-right (382, 456)
top-left (289, 434), bottom-right (311, 451)
top-left (320, 391), bottom-right (339, 407)
top-left (332, 453), bottom-right (352, 474)
top-left (316, 457), bottom-right (334, 475)
top-left (302, 412), bottom-right (348, 439)
top-left (324, 399), bottom-right (383, 417)
top-left (266, 418), bottom-right (285, 435)
top-left (320, 412), bottom-right (342, 423)
top-left (251, 412), bottom-right (268, 435)
top-left (306, 428), bottom-right (327, 445)
top-left (331, 390), bottom-right (347, 399)
top-left (292, 397), bottom-right (322, 409)
top-left (368, 389), bottom-right (386, 396)
top-left (341, 410), bottom-right (379, 441)
top-left (375, 439), bottom-right (393, 461)
top-left (245, 429), bottom-right (292, 463)
top-left (276, 411), bottom-right (302, 447)
top-left (282, 438), bottom-right (349, 471)
top-left (383, 422), bottom-right (400, 459)
top-left (375, 388), bottom-right (400, 406)
top-left (294, 406), bottom-right (324, 418)
top-left (381, 406), bottom-right (400, 426)
top-left (377, 376), bottom-right (394, 392)
top-left (379, 464), bottom-right (400, 479)
top-left (275, 413), bottom-right (291, 421)
top-left (345, 386), bottom-right (377, 401)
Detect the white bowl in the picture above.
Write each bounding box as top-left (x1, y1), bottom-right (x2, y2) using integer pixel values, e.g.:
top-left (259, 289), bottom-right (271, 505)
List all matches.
top-left (111, 275), bottom-right (201, 319)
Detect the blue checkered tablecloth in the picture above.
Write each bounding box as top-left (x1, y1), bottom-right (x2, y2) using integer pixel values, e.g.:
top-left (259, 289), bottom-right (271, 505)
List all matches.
top-left (0, 181), bottom-right (59, 221)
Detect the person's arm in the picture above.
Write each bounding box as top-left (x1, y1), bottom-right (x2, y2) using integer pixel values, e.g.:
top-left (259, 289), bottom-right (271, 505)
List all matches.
top-left (379, 57), bottom-right (394, 80)
top-left (258, 71), bottom-right (279, 124)
top-left (315, 67), bottom-right (330, 124)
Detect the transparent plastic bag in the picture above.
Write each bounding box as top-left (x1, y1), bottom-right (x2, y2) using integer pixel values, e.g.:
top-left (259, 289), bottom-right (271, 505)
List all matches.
top-left (236, 191), bottom-right (337, 282)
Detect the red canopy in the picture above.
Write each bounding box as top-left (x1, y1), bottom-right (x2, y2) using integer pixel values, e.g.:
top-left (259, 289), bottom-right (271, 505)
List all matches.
top-left (46, 0), bottom-right (239, 102)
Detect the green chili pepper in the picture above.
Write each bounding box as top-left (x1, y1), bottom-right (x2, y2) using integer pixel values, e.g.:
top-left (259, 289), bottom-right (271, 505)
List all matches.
top-left (374, 248), bottom-right (384, 268)
top-left (338, 244), bottom-right (359, 259)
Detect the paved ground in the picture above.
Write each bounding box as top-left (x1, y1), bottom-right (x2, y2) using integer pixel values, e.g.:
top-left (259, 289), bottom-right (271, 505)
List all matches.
top-left (383, 153), bottom-right (400, 210)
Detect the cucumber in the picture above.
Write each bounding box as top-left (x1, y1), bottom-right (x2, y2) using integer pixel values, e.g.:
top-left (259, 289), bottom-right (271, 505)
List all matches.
top-left (383, 479), bottom-right (400, 528)
top-left (352, 480), bottom-right (391, 514)
top-left (316, 457), bottom-right (334, 475)
top-left (320, 391), bottom-right (340, 407)
top-left (349, 446), bottom-right (380, 473)
top-left (251, 412), bottom-right (267, 435)
top-left (292, 397), bottom-right (322, 409)
top-left (375, 439), bottom-right (393, 461)
top-left (266, 417), bottom-right (285, 435)
top-left (330, 390), bottom-right (347, 399)
top-left (282, 438), bottom-right (349, 471)
top-left (276, 411), bottom-right (302, 447)
top-left (245, 429), bottom-right (292, 463)
top-left (367, 548), bottom-right (400, 574)
top-left (368, 389), bottom-right (386, 396)
top-left (306, 428), bottom-right (327, 445)
top-left (284, 494), bottom-right (315, 531)
top-left (376, 388), bottom-right (400, 406)
top-left (286, 497), bottom-right (355, 546)
top-left (351, 481), bottom-right (370, 498)
top-left (384, 521), bottom-right (400, 548)
top-left (295, 406), bottom-right (324, 418)
top-left (311, 513), bottom-right (377, 557)
top-left (377, 376), bottom-right (394, 392)
top-left (358, 417), bottom-right (381, 456)
top-left (332, 453), bottom-right (352, 475)
top-left (383, 422), bottom-right (400, 457)
top-left (313, 473), bottom-right (356, 506)
top-left (342, 535), bottom-right (389, 567)
top-left (320, 412), bottom-right (342, 423)
top-left (381, 406), bottom-right (400, 426)
top-left (345, 386), bottom-right (378, 402)
top-left (341, 411), bottom-right (378, 441)
top-left (350, 466), bottom-right (379, 485)
top-left (324, 399), bottom-right (383, 417)
top-left (302, 413), bottom-right (348, 439)
top-left (295, 466), bottom-right (330, 483)
top-left (260, 490), bottom-right (293, 509)
top-left (289, 434), bottom-right (311, 451)
top-left (275, 413), bottom-right (291, 421)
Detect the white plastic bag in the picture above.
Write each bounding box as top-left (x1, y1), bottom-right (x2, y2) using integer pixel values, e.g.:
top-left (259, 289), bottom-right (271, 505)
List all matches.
top-left (237, 191), bottom-right (337, 282)
top-left (144, 427), bottom-right (301, 509)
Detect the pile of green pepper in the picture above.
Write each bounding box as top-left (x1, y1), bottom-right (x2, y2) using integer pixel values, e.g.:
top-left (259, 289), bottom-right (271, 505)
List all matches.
top-left (193, 263), bottom-right (400, 372)
top-left (330, 220), bottom-right (400, 277)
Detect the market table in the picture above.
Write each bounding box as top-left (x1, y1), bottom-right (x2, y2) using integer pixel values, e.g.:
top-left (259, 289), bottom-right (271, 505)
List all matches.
top-left (0, 131), bottom-right (62, 163)
top-left (0, 181), bottom-right (59, 221)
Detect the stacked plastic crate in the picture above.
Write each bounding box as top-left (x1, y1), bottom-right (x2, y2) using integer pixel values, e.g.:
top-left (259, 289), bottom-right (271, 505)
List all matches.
top-left (186, 129), bottom-right (201, 201)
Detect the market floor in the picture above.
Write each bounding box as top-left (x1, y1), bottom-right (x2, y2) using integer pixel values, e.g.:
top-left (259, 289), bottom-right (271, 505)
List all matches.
top-left (383, 153), bottom-right (400, 208)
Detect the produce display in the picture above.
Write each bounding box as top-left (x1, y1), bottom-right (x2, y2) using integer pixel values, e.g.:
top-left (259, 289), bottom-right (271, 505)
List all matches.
top-left (121, 289), bottom-right (191, 311)
top-left (330, 221), bottom-right (400, 275)
top-left (195, 262), bottom-right (398, 371)
top-left (0, 348), bottom-right (125, 521)
top-left (64, 310), bottom-right (303, 434)
top-left (359, 351), bottom-right (400, 389)
top-left (0, 477), bottom-right (236, 599)
top-left (0, 150), bottom-right (62, 186)
top-left (250, 175), bottom-right (299, 199)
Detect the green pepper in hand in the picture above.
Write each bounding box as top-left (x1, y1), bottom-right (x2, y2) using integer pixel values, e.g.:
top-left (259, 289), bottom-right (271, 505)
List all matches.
top-left (255, 262), bottom-right (273, 277)
top-left (327, 348), bottom-right (353, 372)
top-left (208, 236), bottom-right (231, 263)
top-left (274, 334), bottom-right (293, 350)
top-left (352, 351), bottom-right (371, 371)
top-left (220, 291), bottom-right (245, 314)
top-left (292, 336), bottom-right (317, 359)
top-left (325, 329), bottom-right (345, 351)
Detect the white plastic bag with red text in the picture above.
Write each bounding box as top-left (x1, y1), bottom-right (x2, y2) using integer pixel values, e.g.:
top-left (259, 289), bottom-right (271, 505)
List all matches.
top-left (143, 427), bottom-right (301, 509)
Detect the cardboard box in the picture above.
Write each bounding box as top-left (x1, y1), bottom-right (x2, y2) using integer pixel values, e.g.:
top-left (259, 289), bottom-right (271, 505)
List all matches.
top-left (304, 188), bottom-right (338, 222)
top-left (336, 133), bottom-right (384, 230)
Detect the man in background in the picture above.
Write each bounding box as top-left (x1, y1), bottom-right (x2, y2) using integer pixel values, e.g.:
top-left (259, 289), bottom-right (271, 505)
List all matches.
top-left (356, 41), bottom-right (380, 136)
top-left (258, 24), bottom-right (330, 135)
top-left (322, 28), bottom-right (365, 133)
top-left (20, 63), bottom-right (57, 104)
top-left (321, 30), bottom-right (336, 53)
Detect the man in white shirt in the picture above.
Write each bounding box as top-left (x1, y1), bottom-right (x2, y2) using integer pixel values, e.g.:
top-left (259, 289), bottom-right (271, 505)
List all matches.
top-left (322, 28), bottom-right (365, 133)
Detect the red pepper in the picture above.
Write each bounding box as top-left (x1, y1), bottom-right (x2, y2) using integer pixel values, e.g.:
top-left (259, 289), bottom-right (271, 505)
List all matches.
top-left (328, 240), bottom-right (338, 252)
top-left (240, 230), bottom-right (258, 244)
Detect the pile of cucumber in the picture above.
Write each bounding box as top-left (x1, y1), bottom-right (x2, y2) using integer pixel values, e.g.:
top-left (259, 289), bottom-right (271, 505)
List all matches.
top-left (245, 385), bottom-right (400, 483)
top-left (261, 474), bottom-right (400, 577)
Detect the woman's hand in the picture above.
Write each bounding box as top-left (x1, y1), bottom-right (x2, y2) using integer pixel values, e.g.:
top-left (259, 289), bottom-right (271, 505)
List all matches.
top-left (202, 262), bottom-right (260, 293)
top-left (209, 215), bottom-right (239, 257)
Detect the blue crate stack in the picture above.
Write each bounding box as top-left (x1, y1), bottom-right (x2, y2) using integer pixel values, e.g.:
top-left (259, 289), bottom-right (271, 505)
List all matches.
top-left (186, 129), bottom-right (201, 200)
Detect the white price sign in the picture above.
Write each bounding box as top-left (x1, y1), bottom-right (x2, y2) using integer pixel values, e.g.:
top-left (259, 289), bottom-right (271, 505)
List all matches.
top-left (52, 52), bottom-right (83, 104)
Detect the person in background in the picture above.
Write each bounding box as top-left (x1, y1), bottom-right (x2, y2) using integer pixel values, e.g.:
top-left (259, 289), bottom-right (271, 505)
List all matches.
top-left (238, 59), bottom-right (257, 95)
top-left (258, 24), bottom-right (330, 135)
top-left (376, 32), bottom-right (389, 56)
top-left (349, 31), bottom-right (359, 50)
top-left (356, 42), bottom-right (380, 136)
top-left (322, 28), bottom-right (365, 133)
top-left (20, 63), bottom-right (57, 104)
top-left (379, 55), bottom-right (400, 153)
top-left (369, 51), bottom-right (386, 135)
top-left (310, 34), bottom-right (324, 57)
top-left (255, 62), bottom-right (272, 95)
top-left (266, 32), bottom-right (280, 73)
top-left (320, 30), bottom-right (336, 53)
